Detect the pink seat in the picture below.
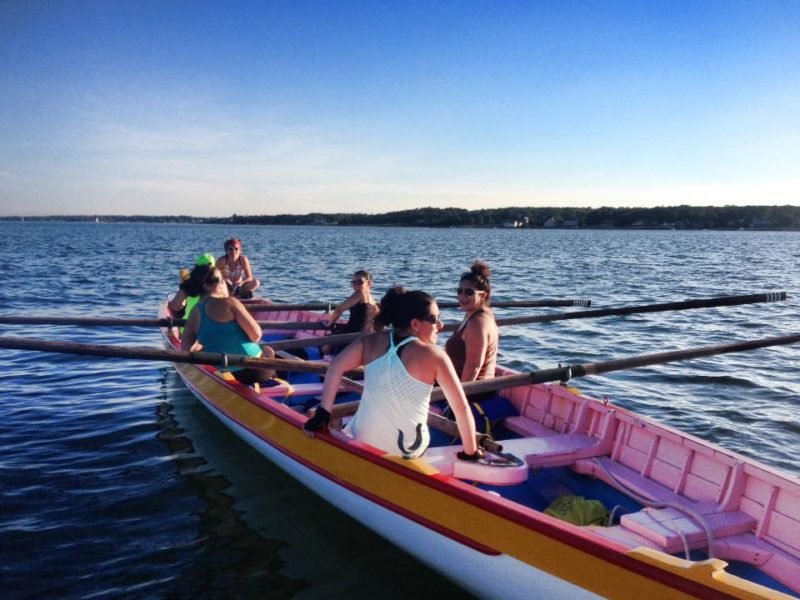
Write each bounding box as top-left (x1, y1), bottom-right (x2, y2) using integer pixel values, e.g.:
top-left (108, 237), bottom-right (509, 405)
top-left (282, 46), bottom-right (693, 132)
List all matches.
top-left (621, 507), bottom-right (756, 554)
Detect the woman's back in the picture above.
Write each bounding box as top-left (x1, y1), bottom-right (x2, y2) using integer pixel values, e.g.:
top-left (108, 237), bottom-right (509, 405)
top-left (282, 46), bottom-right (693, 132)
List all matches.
top-left (346, 332), bottom-right (432, 458)
top-left (196, 299), bottom-right (260, 358)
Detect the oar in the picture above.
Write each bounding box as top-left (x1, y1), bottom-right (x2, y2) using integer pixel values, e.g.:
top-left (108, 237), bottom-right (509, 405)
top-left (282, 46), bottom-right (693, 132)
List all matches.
top-left (0, 336), bottom-right (348, 375)
top-left (0, 315), bottom-right (330, 331)
top-left (266, 291), bottom-right (788, 350)
top-left (245, 298), bottom-right (592, 312)
top-left (450, 331), bottom-right (800, 398)
top-left (4, 332), bottom-right (799, 394)
top-left (483, 291), bottom-right (787, 330)
top-left (330, 332), bottom-right (800, 442)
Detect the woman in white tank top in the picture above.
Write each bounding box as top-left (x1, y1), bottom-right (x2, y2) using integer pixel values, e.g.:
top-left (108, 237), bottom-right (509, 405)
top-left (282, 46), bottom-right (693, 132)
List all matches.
top-left (305, 286), bottom-right (482, 460)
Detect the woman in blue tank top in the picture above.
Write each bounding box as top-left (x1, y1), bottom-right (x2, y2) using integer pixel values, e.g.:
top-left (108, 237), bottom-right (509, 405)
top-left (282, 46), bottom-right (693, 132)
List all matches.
top-left (180, 265), bottom-right (275, 386)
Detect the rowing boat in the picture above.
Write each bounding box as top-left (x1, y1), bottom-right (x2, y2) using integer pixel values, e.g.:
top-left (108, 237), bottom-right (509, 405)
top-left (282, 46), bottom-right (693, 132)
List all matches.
top-left (160, 298), bottom-right (800, 599)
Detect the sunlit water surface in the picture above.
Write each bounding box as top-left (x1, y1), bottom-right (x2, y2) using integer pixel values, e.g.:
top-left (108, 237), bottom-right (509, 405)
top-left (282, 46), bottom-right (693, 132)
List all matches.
top-left (1, 222), bottom-right (798, 598)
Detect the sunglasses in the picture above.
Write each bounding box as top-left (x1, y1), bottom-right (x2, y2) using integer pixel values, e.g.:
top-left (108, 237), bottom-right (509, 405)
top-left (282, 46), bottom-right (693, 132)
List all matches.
top-left (456, 287), bottom-right (478, 296)
top-left (419, 314), bottom-right (442, 325)
top-left (351, 279), bottom-right (366, 285)
top-left (205, 276), bottom-right (221, 286)
top-left (226, 246), bottom-right (241, 252)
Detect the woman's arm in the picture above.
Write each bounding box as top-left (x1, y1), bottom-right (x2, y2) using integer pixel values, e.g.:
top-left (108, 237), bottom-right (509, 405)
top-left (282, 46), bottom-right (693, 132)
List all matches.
top-left (432, 348), bottom-right (478, 454)
top-left (459, 314), bottom-right (491, 383)
top-left (168, 289), bottom-right (187, 313)
top-left (230, 298), bottom-right (263, 342)
top-left (180, 309), bottom-right (202, 351)
top-left (316, 337), bottom-right (366, 412)
top-left (215, 257), bottom-right (230, 283)
top-left (325, 291), bottom-right (361, 326)
top-left (241, 256), bottom-right (255, 283)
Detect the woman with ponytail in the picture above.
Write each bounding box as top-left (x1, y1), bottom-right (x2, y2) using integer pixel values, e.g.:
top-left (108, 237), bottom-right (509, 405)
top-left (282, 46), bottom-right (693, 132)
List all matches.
top-left (445, 261), bottom-right (499, 383)
top-left (304, 286), bottom-right (481, 461)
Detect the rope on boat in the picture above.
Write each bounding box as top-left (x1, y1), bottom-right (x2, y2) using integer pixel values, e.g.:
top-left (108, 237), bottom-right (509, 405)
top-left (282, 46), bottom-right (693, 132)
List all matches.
top-left (590, 458), bottom-right (715, 560)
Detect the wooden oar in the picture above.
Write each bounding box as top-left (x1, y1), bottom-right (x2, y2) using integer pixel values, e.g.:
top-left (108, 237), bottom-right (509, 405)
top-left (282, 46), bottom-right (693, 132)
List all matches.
top-left (245, 298), bottom-right (592, 312)
top-left (451, 331), bottom-right (800, 398)
top-left (5, 291), bottom-right (776, 332)
top-left (481, 291), bottom-right (787, 331)
top-left (266, 291), bottom-right (788, 350)
top-left (0, 336), bottom-right (350, 375)
top-left (322, 332), bottom-right (800, 452)
top-left (0, 315), bottom-right (329, 331)
top-left (4, 331), bottom-right (799, 393)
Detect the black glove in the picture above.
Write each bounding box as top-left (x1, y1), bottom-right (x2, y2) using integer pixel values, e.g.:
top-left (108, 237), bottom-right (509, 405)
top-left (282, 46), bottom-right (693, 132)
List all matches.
top-left (304, 407), bottom-right (331, 432)
top-left (457, 448), bottom-right (484, 462)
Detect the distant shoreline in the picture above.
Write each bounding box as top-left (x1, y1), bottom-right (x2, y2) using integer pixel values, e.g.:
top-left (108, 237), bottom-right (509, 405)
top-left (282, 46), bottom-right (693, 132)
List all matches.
top-left (3, 204), bottom-right (799, 231)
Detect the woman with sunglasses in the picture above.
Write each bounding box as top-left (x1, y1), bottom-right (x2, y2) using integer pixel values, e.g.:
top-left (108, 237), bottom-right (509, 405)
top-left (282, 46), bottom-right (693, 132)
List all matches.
top-left (305, 286), bottom-right (483, 461)
top-left (445, 261), bottom-right (499, 384)
top-left (215, 238), bottom-right (260, 299)
top-left (180, 264), bottom-right (276, 387)
top-left (321, 270), bottom-right (379, 348)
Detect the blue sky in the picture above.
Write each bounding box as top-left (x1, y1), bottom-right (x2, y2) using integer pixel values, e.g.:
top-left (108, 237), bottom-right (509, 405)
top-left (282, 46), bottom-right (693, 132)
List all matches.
top-left (1, 0), bottom-right (798, 217)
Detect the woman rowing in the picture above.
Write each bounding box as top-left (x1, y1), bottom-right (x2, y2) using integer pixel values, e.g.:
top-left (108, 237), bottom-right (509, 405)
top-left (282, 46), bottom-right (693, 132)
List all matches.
top-left (304, 286), bottom-right (482, 461)
top-left (321, 270), bottom-right (379, 354)
top-left (445, 261), bottom-right (499, 384)
top-left (216, 238), bottom-right (260, 299)
top-left (180, 264), bottom-right (276, 387)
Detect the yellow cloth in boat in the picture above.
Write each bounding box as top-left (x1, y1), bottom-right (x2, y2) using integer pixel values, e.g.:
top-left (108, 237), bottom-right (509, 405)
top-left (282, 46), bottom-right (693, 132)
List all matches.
top-left (345, 333), bottom-right (433, 459)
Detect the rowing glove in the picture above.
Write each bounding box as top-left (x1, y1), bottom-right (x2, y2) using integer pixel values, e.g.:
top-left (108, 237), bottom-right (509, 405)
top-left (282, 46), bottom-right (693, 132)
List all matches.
top-left (304, 407), bottom-right (331, 432)
top-left (457, 448), bottom-right (485, 462)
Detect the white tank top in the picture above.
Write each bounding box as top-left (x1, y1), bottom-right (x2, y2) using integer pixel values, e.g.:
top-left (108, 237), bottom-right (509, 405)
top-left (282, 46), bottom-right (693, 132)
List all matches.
top-left (345, 333), bottom-right (433, 458)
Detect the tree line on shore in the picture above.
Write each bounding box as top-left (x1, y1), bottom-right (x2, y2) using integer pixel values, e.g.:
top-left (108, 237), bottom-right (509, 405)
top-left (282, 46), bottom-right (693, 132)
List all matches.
top-left (5, 205), bottom-right (799, 230)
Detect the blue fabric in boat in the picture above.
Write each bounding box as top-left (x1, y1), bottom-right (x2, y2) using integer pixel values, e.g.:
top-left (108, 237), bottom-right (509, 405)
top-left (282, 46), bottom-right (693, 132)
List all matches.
top-left (261, 333), bottom-right (293, 343)
top-left (439, 394), bottom-right (518, 434)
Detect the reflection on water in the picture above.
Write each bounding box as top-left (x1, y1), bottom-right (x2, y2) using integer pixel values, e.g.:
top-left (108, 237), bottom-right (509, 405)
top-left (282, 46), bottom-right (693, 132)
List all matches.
top-left (155, 369), bottom-right (308, 598)
top-left (158, 370), bottom-right (472, 600)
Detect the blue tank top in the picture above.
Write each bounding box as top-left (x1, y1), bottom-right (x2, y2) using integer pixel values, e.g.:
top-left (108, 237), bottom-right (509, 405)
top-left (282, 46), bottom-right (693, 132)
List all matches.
top-left (196, 301), bottom-right (262, 370)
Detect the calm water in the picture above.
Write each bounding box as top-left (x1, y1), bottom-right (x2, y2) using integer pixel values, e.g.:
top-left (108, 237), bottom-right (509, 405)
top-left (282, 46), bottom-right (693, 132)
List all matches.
top-left (1, 221), bottom-right (798, 599)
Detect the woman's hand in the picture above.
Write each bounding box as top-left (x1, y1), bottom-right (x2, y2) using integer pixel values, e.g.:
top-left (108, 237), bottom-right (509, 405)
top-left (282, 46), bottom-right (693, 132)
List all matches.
top-left (303, 407), bottom-right (331, 432)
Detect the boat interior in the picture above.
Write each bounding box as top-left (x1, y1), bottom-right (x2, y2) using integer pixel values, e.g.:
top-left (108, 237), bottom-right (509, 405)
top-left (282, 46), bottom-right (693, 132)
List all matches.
top-left (208, 306), bottom-right (800, 597)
